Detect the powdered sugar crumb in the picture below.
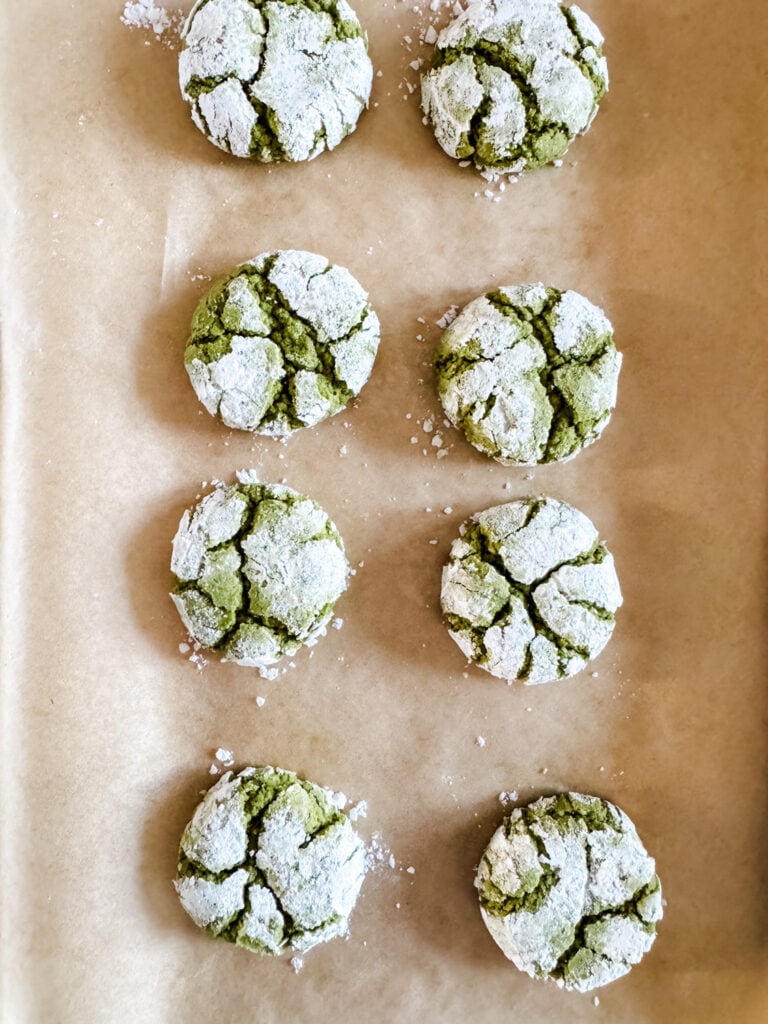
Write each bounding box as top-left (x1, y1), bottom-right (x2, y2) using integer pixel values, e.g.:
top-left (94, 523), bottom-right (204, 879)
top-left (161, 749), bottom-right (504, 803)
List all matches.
top-left (121, 0), bottom-right (169, 34)
top-left (189, 650), bottom-right (207, 670)
top-left (498, 790), bottom-right (519, 806)
top-left (348, 800), bottom-right (368, 822)
top-left (366, 832), bottom-right (396, 872)
top-left (121, 1), bottom-right (184, 48)
top-left (436, 305), bottom-right (459, 329)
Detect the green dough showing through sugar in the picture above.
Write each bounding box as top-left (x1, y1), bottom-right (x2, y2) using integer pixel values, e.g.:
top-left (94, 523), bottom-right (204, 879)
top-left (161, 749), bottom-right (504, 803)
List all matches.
top-left (179, 0), bottom-right (373, 162)
top-left (421, 0), bottom-right (608, 173)
top-left (441, 497), bottom-right (622, 685)
top-left (175, 765), bottom-right (367, 955)
top-left (435, 284), bottom-right (621, 465)
top-left (170, 474), bottom-right (349, 667)
top-left (185, 249), bottom-right (380, 435)
top-left (476, 793), bottom-right (663, 992)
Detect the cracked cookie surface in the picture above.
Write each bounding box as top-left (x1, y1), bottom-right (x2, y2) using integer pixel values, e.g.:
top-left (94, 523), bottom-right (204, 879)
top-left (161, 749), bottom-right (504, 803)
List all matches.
top-left (185, 250), bottom-right (380, 435)
top-left (175, 765), bottom-right (366, 954)
top-left (421, 0), bottom-right (608, 173)
top-left (441, 497), bottom-right (621, 684)
top-left (476, 793), bottom-right (662, 991)
top-left (179, 0), bottom-right (373, 161)
top-left (435, 284), bottom-right (621, 465)
top-left (170, 473), bottom-right (349, 666)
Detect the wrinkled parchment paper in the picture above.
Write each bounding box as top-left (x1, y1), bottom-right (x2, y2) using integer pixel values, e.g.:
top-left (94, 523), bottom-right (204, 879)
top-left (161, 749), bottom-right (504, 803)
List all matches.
top-left (2, 1), bottom-right (767, 1021)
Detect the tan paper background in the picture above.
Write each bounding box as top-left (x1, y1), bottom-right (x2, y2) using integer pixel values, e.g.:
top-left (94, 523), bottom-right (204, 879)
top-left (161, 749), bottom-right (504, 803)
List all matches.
top-left (1, 1), bottom-right (767, 1020)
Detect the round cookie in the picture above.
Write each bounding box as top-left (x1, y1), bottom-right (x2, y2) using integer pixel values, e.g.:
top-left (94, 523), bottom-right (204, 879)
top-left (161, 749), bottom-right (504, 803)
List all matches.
top-left (175, 765), bottom-right (367, 954)
top-left (441, 497), bottom-right (622, 684)
top-left (170, 473), bottom-right (349, 667)
top-left (185, 250), bottom-right (380, 435)
top-left (476, 792), bottom-right (663, 992)
top-left (179, 0), bottom-right (373, 162)
top-left (435, 284), bottom-right (621, 465)
top-left (421, 0), bottom-right (608, 173)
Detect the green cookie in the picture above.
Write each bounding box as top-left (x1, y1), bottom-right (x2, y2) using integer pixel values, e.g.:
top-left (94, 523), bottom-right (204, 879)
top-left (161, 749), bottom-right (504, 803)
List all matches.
top-left (441, 497), bottom-right (622, 684)
top-left (185, 250), bottom-right (380, 435)
top-left (435, 284), bottom-right (621, 465)
top-left (179, 0), bottom-right (373, 162)
top-left (176, 766), bottom-right (366, 955)
top-left (421, 0), bottom-right (608, 173)
top-left (477, 793), bottom-right (662, 991)
top-left (171, 474), bottom-right (349, 668)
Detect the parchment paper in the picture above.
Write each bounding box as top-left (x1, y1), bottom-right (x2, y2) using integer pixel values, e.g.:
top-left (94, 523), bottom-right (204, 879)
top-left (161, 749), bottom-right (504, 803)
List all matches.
top-left (1, 1), bottom-right (767, 1021)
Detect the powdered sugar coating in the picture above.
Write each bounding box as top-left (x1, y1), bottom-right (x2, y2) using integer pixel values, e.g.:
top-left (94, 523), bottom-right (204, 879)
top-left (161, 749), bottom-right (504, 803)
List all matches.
top-left (185, 250), bottom-right (380, 435)
top-left (441, 497), bottom-right (622, 684)
top-left (421, 0), bottom-right (608, 173)
top-left (175, 766), bottom-right (367, 955)
top-left (179, 0), bottom-right (373, 162)
top-left (476, 793), bottom-right (662, 991)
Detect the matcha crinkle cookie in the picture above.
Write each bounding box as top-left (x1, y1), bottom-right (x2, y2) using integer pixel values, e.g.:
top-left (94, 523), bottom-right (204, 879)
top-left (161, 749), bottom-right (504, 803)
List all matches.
top-left (175, 766), bottom-right (367, 954)
top-left (476, 793), bottom-right (663, 991)
top-left (435, 284), bottom-right (621, 465)
top-left (179, 0), bottom-right (373, 161)
top-left (421, 0), bottom-right (608, 173)
top-left (171, 473), bottom-right (349, 667)
top-left (185, 250), bottom-right (380, 435)
top-left (441, 497), bottom-right (621, 684)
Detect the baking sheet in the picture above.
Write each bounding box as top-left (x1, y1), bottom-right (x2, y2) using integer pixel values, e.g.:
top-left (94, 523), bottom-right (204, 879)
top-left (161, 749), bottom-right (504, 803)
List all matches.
top-left (2, 1), bottom-right (767, 1021)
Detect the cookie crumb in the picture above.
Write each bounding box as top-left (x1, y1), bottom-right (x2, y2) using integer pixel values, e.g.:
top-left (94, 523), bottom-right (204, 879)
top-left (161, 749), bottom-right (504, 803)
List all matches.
top-left (436, 305), bottom-right (459, 329)
top-left (348, 801), bottom-right (368, 822)
top-left (121, 1), bottom-right (170, 36)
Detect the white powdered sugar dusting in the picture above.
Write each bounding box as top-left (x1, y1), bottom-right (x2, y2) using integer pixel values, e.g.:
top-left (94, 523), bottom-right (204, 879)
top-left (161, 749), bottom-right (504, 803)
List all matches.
top-left (121, 1), bottom-right (184, 47)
